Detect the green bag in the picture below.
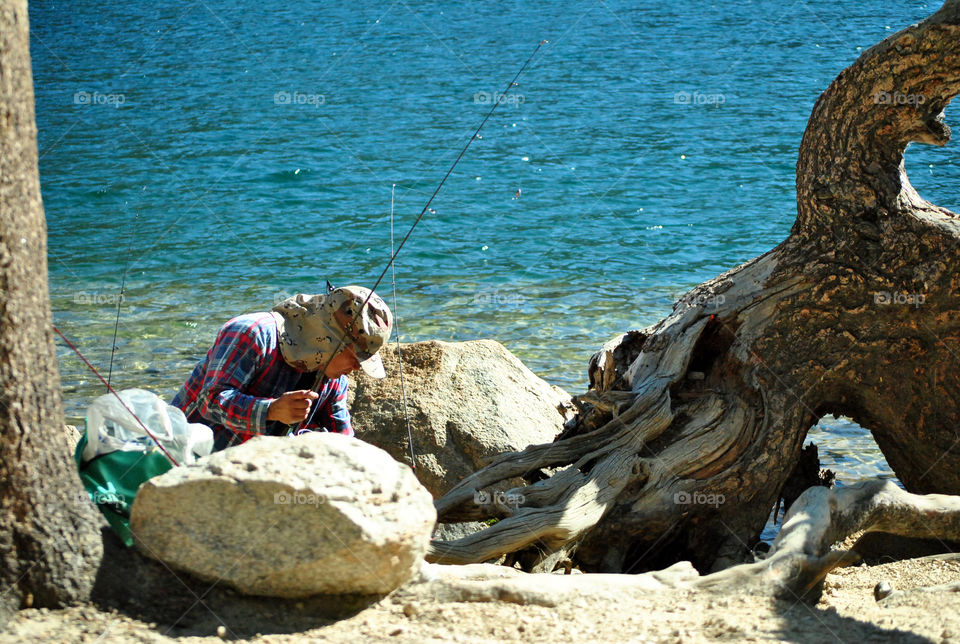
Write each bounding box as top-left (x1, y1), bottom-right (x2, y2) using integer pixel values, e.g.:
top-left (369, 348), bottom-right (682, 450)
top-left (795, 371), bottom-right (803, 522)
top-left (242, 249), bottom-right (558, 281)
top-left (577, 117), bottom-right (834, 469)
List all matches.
top-left (74, 434), bottom-right (173, 546)
top-left (73, 388), bottom-right (214, 546)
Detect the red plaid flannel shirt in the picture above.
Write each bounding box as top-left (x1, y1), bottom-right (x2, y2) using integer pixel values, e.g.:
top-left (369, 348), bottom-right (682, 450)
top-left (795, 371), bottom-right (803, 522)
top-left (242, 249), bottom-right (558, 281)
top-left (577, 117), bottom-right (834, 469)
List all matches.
top-left (172, 312), bottom-right (352, 448)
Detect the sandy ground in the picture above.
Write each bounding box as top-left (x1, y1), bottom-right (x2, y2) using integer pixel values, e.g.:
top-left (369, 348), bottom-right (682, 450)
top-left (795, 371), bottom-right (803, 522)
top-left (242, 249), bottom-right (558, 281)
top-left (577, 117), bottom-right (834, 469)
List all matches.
top-left (3, 555), bottom-right (960, 644)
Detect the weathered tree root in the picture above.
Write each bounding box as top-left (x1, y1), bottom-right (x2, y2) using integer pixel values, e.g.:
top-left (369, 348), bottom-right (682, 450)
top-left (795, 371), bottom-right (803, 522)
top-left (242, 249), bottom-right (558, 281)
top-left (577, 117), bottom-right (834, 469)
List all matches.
top-left (409, 560), bottom-right (700, 608)
top-left (424, 481), bottom-right (960, 604)
top-left (429, 0), bottom-right (960, 579)
top-left (879, 580), bottom-right (960, 603)
top-left (699, 480), bottom-right (960, 600)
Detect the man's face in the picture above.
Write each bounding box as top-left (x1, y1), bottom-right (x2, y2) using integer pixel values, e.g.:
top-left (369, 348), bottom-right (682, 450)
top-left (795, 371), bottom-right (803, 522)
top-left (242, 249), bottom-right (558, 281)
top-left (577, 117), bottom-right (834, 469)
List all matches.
top-left (324, 343), bottom-right (362, 378)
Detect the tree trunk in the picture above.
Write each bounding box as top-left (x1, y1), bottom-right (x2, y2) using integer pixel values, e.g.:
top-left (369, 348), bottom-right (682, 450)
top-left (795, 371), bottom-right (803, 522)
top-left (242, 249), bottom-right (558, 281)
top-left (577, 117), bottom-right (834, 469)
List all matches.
top-left (430, 0), bottom-right (960, 581)
top-left (0, 0), bottom-right (102, 623)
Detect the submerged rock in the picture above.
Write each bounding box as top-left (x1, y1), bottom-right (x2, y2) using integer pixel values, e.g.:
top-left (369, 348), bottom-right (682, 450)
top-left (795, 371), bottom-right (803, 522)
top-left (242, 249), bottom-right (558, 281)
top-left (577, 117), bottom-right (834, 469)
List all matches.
top-left (130, 433), bottom-right (435, 598)
top-left (348, 339), bottom-right (573, 498)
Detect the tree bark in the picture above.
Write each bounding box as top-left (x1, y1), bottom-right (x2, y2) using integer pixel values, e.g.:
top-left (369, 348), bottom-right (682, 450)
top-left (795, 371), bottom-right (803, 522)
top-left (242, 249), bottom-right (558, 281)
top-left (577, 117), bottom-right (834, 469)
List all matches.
top-left (0, 0), bottom-right (102, 623)
top-left (430, 0), bottom-right (960, 580)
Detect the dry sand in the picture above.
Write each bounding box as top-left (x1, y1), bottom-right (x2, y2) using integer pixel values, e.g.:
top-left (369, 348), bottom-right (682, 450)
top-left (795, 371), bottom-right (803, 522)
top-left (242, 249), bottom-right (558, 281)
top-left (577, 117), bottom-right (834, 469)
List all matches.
top-left (3, 556), bottom-right (960, 643)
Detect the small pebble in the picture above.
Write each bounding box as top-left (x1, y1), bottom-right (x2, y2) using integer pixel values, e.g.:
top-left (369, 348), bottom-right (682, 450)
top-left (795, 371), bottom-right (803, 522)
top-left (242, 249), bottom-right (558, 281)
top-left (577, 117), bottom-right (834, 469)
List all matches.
top-left (217, 625), bottom-right (227, 639)
top-left (874, 580), bottom-right (894, 601)
top-left (402, 603), bottom-right (418, 618)
top-left (390, 627), bottom-right (404, 636)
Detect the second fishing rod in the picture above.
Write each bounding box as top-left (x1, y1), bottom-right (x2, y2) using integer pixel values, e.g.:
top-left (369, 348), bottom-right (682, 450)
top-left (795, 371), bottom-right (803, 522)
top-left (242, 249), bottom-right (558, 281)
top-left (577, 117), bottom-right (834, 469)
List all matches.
top-left (296, 40), bottom-right (547, 432)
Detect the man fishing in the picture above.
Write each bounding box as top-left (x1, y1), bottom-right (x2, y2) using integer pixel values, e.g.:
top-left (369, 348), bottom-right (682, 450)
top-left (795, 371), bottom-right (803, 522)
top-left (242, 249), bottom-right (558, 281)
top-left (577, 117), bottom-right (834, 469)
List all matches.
top-left (167, 43), bottom-right (544, 455)
top-left (172, 285), bottom-right (392, 452)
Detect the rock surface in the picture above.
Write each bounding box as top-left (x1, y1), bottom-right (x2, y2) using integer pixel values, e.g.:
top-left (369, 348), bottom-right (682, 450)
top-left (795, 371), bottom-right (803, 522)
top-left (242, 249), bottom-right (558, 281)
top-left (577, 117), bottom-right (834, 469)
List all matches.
top-left (348, 339), bottom-right (573, 498)
top-left (129, 433), bottom-right (435, 598)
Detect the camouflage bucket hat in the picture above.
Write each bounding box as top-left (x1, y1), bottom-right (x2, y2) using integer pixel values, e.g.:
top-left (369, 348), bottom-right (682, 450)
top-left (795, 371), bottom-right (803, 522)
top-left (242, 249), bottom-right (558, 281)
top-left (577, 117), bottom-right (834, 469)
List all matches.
top-left (272, 286), bottom-right (392, 378)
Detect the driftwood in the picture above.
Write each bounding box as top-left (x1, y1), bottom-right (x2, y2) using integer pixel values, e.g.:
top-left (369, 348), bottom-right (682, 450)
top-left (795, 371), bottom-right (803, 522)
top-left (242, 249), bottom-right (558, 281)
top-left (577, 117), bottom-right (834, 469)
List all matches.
top-left (423, 481), bottom-right (960, 604)
top-left (428, 0), bottom-right (960, 592)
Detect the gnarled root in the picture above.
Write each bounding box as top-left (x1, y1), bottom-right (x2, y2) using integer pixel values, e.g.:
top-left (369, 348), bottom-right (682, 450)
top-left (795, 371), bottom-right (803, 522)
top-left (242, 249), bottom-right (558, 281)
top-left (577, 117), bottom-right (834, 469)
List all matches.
top-left (423, 481), bottom-right (960, 605)
top-left (698, 480), bottom-right (960, 601)
top-left (429, 0), bottom-right (960, 576)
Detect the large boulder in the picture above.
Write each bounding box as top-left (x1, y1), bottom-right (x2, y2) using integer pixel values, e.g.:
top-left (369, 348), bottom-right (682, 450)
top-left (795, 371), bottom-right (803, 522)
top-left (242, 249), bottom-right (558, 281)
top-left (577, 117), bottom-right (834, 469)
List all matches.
top-left (129, 433), bottom-right (435, 598)
top-left (348, 339), bottom-right (573, 498)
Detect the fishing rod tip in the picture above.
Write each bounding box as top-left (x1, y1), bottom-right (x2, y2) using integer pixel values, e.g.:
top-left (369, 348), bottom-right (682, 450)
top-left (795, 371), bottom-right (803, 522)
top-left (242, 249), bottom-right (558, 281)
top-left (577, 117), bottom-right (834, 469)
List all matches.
top-left (540, 39), bottom-right (549, 45)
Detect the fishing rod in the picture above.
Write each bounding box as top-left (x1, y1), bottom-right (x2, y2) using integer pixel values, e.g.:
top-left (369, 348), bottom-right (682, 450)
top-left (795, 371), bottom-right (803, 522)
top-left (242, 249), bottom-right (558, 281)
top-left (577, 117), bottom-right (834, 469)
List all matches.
top-left (106, 211), bottom-right (140, 388)
top-left (54, 214), bottom-right (182, 465)
top-left (297, 39), bottom-right (548, 432)
top-left (54, 325), bottom-right (180, 466)
top-left (388, 183), bottom-right (417, 469)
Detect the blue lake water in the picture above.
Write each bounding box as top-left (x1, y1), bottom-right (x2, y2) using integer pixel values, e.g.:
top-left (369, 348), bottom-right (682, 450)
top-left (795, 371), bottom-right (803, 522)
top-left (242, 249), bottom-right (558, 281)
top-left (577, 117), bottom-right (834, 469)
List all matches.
top-left (29, 1), bottom-right (956, 489)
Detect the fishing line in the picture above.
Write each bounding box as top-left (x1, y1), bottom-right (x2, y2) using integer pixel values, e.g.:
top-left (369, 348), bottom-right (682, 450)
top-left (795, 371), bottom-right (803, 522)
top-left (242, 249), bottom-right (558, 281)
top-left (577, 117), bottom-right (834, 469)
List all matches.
top-left (53, 325), bottom-right (180, 466)
top-left (389, 184), bottom-right (416, 470)
top-left (298, 40), bottom-right (547, 430)
top-left (106, 211), bottom-right (140, 389)
top-left (366, 40), bottom-right (547, 300)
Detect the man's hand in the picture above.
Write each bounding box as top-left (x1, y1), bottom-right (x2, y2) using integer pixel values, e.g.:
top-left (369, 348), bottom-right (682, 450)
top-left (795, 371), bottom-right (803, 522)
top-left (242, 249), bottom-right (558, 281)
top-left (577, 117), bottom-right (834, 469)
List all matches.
top-left (266, 390), bottom-right (320, 425)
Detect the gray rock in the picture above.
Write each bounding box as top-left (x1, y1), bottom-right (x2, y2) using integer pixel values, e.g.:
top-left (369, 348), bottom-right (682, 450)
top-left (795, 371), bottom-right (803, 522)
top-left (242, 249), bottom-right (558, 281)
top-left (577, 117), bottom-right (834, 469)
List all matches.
top-left (348, 339), bottom-right (573, 498)
top-left (129, 433), bottom-right (435, 598)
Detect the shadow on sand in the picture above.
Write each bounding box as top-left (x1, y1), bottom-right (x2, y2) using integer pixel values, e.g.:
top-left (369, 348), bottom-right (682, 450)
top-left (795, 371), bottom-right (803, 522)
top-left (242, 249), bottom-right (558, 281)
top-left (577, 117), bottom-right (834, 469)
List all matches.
top-left (90, 529), bottom-right (382, 639)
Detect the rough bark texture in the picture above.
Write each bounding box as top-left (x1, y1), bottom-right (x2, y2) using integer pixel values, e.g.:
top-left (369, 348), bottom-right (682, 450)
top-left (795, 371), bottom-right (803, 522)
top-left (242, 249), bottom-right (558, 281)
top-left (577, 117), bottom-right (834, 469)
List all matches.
top-left (430, 0), bottom-right (960, 580)
top-left (0, 0), bottom-right (103, 624)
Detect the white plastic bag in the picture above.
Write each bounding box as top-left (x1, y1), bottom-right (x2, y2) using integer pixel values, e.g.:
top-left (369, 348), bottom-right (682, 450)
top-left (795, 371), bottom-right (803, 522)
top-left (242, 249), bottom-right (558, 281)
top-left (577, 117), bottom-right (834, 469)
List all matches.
top-left (82, 388), bottom-right (213, 465)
